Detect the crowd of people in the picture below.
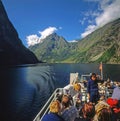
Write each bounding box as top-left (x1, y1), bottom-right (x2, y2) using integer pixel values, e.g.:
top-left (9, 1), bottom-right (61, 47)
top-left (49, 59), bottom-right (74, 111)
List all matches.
top-left (41, 73), bottom-right (120, 121)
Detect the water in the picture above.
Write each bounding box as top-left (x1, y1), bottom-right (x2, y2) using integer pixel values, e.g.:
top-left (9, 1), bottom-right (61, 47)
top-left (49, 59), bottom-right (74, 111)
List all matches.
top-left (0, 63), bottom-right (120, 121)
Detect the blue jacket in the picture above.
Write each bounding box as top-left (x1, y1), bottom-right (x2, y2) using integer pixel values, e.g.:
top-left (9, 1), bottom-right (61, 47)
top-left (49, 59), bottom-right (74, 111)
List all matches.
top-left (87, 79), bottom-right (99, 94)
top-left (42, 113), bottom-right (64, 121)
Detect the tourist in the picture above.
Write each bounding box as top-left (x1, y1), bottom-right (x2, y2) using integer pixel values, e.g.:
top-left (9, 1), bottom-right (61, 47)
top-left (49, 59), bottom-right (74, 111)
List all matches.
top-left (63, 83), bottom-right (82, 106)
top-left (94, 100), bottom-right (112, 121)
top-left (87, 73), bottom-right (103, 104)
top-left (41, 100), bottom-right (64, 121)
top-left (61, 94), bottom-right (71, 111)
top-left (61, 105), bottom-right (78, 121)
top-left (75, 102), bottom-right (95, 121)
top-left (112, 82), bottom-right (120, 100)
top-left (107, 95), bottom-right (120, 120)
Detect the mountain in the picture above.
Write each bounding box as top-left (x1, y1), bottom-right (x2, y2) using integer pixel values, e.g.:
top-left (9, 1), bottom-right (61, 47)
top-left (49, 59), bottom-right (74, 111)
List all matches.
top-left (0, 1), bottom-right (39, 65)
top-left (30, 18), bottom-right (120, 64)
top-left (29, 33), bottom-right (77, 63)
top-left (73, 18), bottom-right (120, 63)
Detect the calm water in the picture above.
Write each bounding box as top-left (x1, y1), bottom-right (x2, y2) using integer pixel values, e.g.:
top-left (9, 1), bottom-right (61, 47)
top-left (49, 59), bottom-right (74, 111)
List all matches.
top-left (0, 63), bottom-right (120, 121)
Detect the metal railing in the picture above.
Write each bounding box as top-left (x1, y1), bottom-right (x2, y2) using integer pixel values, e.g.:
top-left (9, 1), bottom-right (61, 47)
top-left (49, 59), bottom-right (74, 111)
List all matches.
top-left (33, 88), bottom-right (62, 121)
top-left (33, 72), bottom-right (114, 121)
top-left (33, 87), bottom-right (89, 121)
top-left (33, 86), bottom-right (113, 121)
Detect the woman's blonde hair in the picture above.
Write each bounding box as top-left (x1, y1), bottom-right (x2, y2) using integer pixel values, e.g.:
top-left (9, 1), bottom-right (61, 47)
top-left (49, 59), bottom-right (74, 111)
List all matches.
top-left (97, 108), bottom-right (112, 121)
top-left (95, 101), bottom-right (112, 121)
top-left (73, 83), bottom-right (81, 91)
top-left (50, 100), bottom-right (61, 113)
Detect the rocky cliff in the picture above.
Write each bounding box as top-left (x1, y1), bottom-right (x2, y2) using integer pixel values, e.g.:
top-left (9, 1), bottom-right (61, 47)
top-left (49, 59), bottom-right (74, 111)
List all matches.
top-left (0, 0), bottom-right (39, 65)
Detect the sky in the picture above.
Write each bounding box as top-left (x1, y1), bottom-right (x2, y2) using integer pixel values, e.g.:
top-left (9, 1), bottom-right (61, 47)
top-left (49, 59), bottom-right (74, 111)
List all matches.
top-left (2, 0), bottom-right (120, 47)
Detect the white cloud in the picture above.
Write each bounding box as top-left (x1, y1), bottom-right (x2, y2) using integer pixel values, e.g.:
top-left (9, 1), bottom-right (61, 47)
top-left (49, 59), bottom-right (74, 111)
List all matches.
top-left (39, 27), bottom-right (57, 40)
top-left (81, 0), bottom-right (120, 38)
top-left (92, 11), bottom-right (100, 17)
top-left (26, 34), bottom-right (39, 47)
top-left (81, 25), bottom-right (96, 38)
top-left (100, 0), bottom-right (114, 10)
top-left (26, 26), bottom-right (58, 46)
top-left (68, 40), bottom-right (78, 43)
top-left (96, 0), bottom-right (120, 27)
top-left (79, 11), bottom-right (100, 26)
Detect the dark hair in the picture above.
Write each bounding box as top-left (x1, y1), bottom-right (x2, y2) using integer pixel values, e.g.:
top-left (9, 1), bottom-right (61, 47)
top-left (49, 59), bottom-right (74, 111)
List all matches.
top-left (82, 102), bottom-right (95, 119)
top-left (90, 73), bottom-right (96, 80)
top-left (98, 108), bottom-right (112, 121)
top-left (61, 95), bottom-right (70, 108)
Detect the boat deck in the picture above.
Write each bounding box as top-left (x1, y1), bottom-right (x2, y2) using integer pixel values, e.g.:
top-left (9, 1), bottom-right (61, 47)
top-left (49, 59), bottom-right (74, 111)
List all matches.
top-left (33, 73), bottom-right (115, 121)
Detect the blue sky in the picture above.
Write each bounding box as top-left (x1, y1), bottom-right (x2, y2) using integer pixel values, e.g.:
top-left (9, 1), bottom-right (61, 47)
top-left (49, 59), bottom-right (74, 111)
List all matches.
top-left (2, 0), bottom-right (120, 47)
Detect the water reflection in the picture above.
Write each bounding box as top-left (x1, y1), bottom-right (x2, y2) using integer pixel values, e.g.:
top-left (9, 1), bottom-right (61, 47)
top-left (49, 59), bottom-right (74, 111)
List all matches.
top-left (0, 65), bottom-right (56, 121)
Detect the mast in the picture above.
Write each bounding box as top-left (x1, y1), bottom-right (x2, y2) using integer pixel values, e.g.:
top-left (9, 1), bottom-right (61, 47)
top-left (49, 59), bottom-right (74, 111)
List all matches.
top-left (99, 62), bottom-right (103, 80)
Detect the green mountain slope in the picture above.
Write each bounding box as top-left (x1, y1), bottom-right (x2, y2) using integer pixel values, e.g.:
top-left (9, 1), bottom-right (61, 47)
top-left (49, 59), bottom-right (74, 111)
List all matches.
top-left (29, 33), bottom-right (77, 63)
top-left (29, 18), bottom-right (120, 64)
top-left (74, 18), bottom-right (120, 63)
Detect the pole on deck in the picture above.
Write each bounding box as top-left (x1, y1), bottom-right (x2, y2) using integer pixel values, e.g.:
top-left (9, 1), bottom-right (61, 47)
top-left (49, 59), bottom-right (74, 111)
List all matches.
top-left (99, 62), bottom-right (103, 80)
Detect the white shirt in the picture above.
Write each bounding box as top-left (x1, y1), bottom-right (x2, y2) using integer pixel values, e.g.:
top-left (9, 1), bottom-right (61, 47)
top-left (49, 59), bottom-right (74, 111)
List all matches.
top-left (63, 84), bottom-right (82, 106)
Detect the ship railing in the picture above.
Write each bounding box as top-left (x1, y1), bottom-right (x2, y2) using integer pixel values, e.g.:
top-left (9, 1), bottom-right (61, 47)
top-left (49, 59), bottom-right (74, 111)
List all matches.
top-left (99, 86), bottom-right (113, 99)
top-left (33, 84), bottom-right (114, 121)
top-left (33, 88), bottom-right (63, 121)
top-left (33, 86), bottom-right (89, 121)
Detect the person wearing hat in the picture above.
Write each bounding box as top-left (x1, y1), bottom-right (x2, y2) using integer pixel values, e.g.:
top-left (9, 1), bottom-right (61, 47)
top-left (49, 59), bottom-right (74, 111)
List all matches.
top-left (106, 97), bottom-right (120, 120)
top-left (106, 82), bottom-right (120, 121)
